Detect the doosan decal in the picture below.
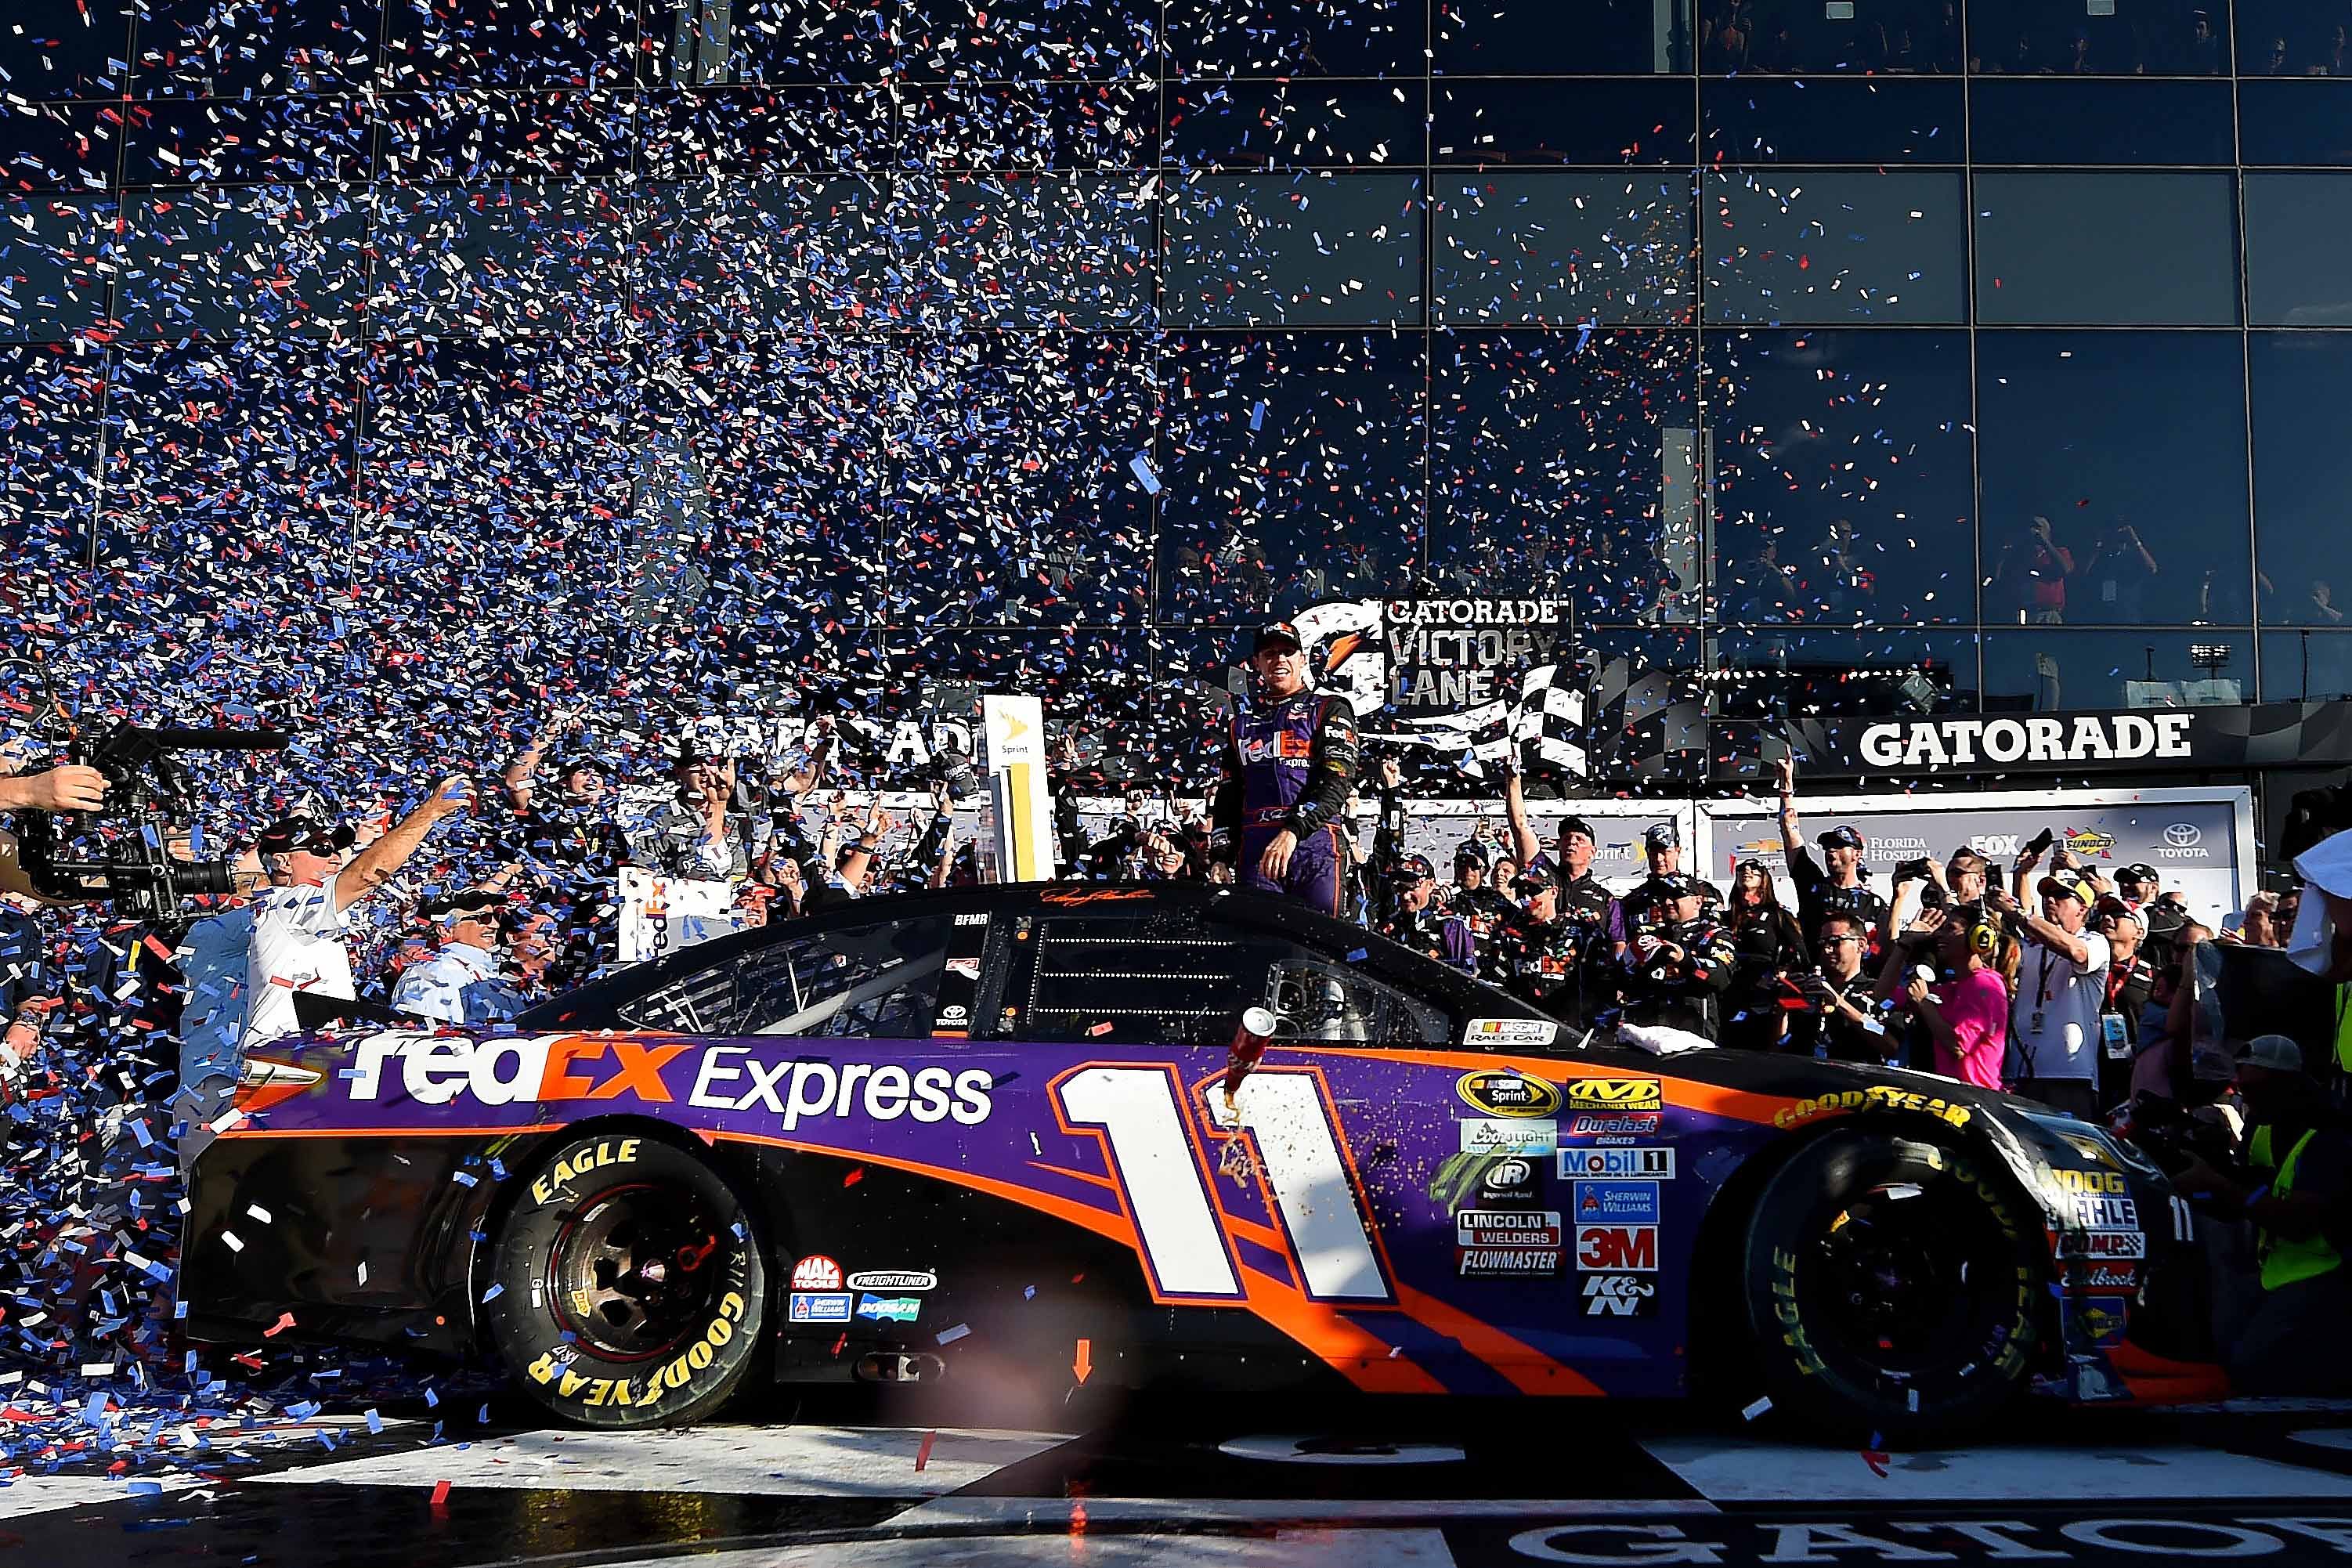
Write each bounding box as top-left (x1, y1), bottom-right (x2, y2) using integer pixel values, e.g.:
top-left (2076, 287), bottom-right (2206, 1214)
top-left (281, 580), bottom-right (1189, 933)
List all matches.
top-left (1858, 711), bottom-right (2195, 770)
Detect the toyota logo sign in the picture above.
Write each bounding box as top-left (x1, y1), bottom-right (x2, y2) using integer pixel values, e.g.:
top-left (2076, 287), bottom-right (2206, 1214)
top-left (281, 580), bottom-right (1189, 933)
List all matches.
top-left (2164, 823), bottom-right (2202, 849)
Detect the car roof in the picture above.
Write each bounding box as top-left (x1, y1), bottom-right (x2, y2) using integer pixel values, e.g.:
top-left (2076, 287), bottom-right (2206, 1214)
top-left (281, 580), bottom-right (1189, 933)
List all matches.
top-left (513, 881), bottom-right (1549, 1031)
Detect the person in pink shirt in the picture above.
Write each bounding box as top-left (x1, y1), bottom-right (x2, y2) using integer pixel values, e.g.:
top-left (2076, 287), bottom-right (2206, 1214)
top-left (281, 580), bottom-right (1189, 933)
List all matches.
top-left (1893, 909), bottom-right (2014, 1090)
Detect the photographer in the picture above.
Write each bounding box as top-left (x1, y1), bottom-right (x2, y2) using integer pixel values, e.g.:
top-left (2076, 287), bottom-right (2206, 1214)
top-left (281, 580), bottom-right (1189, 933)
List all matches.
top-left (0, 764), bottom-right (113, 905)
top-left (242, 780), bottom-right (471, 1051)
top-left (1772, 755), bottom-right (1887, 945)
top-left (1884, 847), bottom-right (1990, 948)
top-left (1992, 865), bottom-right (2111, 1118)
top-left (2173, 1037), bottom-right (2352, 1396)
top-left (1790, 907), bottom-right (1895, 1064)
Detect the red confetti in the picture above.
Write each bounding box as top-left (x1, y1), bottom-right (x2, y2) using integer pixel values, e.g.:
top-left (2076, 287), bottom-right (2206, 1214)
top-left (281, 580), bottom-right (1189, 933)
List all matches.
top-left (843, 1167), bottom-right (864, 1187)
top-left (914, 1430), bottom-right (936, 1472)
top-left (430, 1479), bottom-right (451, 1505)
top-left (262, 1310), bottom-right (296, 1338)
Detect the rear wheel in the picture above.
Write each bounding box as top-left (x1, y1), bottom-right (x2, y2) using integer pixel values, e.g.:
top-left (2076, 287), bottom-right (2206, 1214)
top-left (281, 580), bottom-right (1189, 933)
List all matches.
top-left (1743, 1130), bottom-right (2042, 1440)
top-left (486, 1131), bottom-right (767, 1429)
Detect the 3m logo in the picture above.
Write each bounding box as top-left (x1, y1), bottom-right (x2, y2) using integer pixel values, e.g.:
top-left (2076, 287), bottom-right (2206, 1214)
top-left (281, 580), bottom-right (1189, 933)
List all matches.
top-left (1564, 1078), bottom-right (1662, 1112)
top-left (1576, 1225), bottom-right (1658, 1272)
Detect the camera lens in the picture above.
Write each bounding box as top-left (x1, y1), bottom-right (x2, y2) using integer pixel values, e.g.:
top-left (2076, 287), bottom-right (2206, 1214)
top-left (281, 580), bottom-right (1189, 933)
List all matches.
top-left (180, 858), bottom-right (236, 896)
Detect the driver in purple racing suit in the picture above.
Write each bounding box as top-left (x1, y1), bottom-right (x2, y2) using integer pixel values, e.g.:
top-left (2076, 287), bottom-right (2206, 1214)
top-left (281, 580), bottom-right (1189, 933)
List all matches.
top-left (1210, 622), bottom-right (1362, 915)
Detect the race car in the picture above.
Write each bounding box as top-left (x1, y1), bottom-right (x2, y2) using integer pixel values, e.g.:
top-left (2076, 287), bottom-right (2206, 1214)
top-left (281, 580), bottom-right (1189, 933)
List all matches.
top-left (183, 882), bottom-right (2222, 1436)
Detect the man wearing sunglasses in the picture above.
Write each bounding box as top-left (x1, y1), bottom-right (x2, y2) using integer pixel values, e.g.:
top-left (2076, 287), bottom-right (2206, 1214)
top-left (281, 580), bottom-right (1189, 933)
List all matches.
top-left (241, 778), bottom-right (471, 1053)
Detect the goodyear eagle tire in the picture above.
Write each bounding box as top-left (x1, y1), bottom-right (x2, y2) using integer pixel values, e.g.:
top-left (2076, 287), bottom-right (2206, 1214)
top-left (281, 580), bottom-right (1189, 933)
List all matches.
top-left (1742, 1130), bottom-right (2041, 1441)
top-left (486, 1131), bottom-right (767, 1429)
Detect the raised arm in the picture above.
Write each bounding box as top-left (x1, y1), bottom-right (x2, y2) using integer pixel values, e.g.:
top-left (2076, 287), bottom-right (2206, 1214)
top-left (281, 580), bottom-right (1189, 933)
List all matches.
top-left (1772, 754), bottom-right (1801, 857)
top-left (338, 777), bottom-right (470, 912)
top-left (1504, 768), bottom-right (1540, 870)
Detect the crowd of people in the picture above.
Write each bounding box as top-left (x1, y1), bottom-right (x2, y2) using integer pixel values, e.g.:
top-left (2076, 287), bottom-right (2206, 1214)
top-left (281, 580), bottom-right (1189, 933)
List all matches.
top-left (2, 616), bottom-right (2351, 1393)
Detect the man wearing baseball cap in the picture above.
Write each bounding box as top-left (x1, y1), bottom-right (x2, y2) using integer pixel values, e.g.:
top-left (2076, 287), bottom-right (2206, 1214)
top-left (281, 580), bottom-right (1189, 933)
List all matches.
top-left (2173, 1035), bottom-right (2352, 1396)
top-left (2116, 862), bottom-right (2186, 972)
top-left (1502, 771), bottom-right (1613, 928)
top-left (1989, 865), bottom-right (2111, 1117)
top-left (1608, 819), bottom-right (1722, 957)
top-left (1487, 862), bottom-right (1602, 1024)
top-left (391, 891), bottom-right (510, 1026)
top-left (1378, 854), bottom-right (1476, 975)
top-left (240, 779), bottom-right (471, 1052)
top-left (1772, 755), bottom-right (1887, 946)
top-left (1210, 622), bottom-right (1361, 915)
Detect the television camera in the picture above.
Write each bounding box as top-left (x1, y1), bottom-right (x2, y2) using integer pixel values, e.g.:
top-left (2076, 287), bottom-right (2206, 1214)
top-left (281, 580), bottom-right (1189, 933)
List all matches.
top-left (13, 724), bottom-right (288, 921)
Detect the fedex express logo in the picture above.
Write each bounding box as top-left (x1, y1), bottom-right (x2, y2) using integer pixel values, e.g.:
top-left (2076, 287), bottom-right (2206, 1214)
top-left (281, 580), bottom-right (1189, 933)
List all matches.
top-left (342, 1032), bottom-right (995, 1129)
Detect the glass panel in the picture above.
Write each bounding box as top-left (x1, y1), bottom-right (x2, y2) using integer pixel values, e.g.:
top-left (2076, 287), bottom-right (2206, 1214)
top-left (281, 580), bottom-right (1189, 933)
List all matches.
top-left (1433, 171), bottom-right (1693, 327)
top-left (898, 0), bottom-right (1162, 81)
top-left (635, 178), bottom-right (896, 336)
top-left (0, 195), bottom-right (116, 345)
top-left (0, 103), bottom-right (117, 191)
top-left (1702, 0), bottom-right (1962, 74)
top-left (2235, 80), bottom-right (2352, 164)
top-left (1436, 1), bottom-right (1690, 73)
top-left (1706, 329), bottom-right (1975, 625)
top-left (380, 0), bottom-right (639, 89)
top-left (2261, 634), bottom-right (2352, 703)
top-left (1162, 172), bottom-right (1425, 327)
top-left (1977, 331), bottom-right (2251, 628)
top-left (132, 0), bottom-right (380, 97)
top-left (697, 0), bottom-right (894, 84)
top-left (1966, 79), bottom-right (2236, 165)
top-left (368, 180), bottom-right (634, 340)
top-left (1966, 0), bottom-right (2229, 76)
top-left (0, 2), bottom-right (136, 99)
top-left (121, 96), bottom-right (374, 186)
top-left (375, 89), bottom-right (638, 181)
top-left (119, 185), bottom-right (370, 341)
top-left (1169, 0), bottom-right (1425, 79)
top-left (1700, 77), bottom-right (1964, 165)
top-left (1433, 78), bottom-right (1695, 166)
top-left (884, 338), bottom-right (1158, 627)
top-left (1982, 632), bottom-right (2253, 714)
top-left (735, 916), bottom-right (954, 1037)
top-left (0, 344), bottom-right (107, 601)
top-left (2245, 174), bottom-right (2352, 327)
top-left (637, 86), bottom-right (898, 179)
top-left (1156, 331), bottom-right (1424, 625)
top-left (1710, 627), bottom-right (1982, 713)
top-left (1431, 329), bottom-right (1699, 620)
top-left (1024, 914), bottom-right (1247, 1046)
top-left (1701, 168), bottom-right (1967, 326)
top-left (895, 175), bottom-right (1157, 331)
top-left (2250, 332), bottom-right (2352, 628)
top-left (1165, 80), bottom-right (1421, 171)
top-left (1973, 172), bottom-right (2239, 326)
top-left (900, 80), bottom-right (1161, 170)
top-left (2236, 2), bottom-right (2347, 77)
top-left (1263, 956), bottom-right (1448, 1044)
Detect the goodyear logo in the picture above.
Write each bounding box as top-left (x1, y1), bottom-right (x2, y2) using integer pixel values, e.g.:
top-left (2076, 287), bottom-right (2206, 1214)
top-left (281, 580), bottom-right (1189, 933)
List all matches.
top-left (1564, 1077), bottom-right (1662, 1113)
top-left (1456, 1069), bottom-right (1563, 1119)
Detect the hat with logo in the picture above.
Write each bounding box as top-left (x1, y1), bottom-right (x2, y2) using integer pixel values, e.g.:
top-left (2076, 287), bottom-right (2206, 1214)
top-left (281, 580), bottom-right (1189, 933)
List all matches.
top-left (255, 813), bottom-right (357, 856)
top-left (555, 756), bottom-right (611, 781)
top-left (1391, 853), bottom-right (1437, 883)
top-left (421, 891), bottom-right (502, 926)
top-left (1453, 837), bottom-right (1490, 869)
top-left (2119, 862), bottom-right (2160, 883)
top-left (2094, 894), bottom-right (2144, 929)
top-left (1252, 621), bottom-right (1303, 654)
top-left (1817, 824), bottom-right (1866, 851)
top-left (2036, 869), bottom-right (2099, 905)
top-left (1557, 815), bottom-right (1596, 844)
top-left (1642, 822), bottom-right (1680, 851)
top-left (1644, 871), bottom-right (1700, 901)
top-left (1514, 863), bottom-right (1559, 894)
top-left (2238, 1034), bottom-right (2305, 1075)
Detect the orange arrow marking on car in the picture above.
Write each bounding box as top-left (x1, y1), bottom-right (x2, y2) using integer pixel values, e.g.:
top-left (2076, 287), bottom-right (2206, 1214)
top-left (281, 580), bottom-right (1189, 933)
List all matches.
top-left (1074, 1339), bottom-right (1093, 1384)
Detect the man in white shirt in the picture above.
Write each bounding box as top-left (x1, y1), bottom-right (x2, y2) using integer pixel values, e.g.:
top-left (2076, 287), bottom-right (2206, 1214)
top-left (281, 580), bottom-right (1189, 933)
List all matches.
top-left (391, 893), bottom-right (506, 1026)
top-left (241, 779), bottom-right (471, 1052)
top-left (1992, 867), bottom-right (2112, 1118)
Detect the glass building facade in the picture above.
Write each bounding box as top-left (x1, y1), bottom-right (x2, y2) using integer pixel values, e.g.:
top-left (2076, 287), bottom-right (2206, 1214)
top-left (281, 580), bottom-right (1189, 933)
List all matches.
top-left (5, 0), bottom-right (2352, 795)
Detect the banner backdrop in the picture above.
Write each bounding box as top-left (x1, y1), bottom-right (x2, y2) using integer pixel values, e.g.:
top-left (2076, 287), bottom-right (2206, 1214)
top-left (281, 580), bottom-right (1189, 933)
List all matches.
top-left (1696, 786), bottom-right (2254, 929)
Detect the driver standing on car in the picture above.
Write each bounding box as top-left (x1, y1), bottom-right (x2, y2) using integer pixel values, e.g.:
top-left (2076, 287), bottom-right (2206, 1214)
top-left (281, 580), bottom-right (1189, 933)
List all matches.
top-left (1212, 622), bottom-right (1361, 914)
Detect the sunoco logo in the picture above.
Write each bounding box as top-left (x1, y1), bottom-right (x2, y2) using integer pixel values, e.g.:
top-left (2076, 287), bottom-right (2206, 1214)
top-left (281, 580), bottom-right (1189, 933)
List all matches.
top-left (1456, 1070), bottom-right (1563, 1118)
top-left (1564, 1078), bottom-right (1662, 1112)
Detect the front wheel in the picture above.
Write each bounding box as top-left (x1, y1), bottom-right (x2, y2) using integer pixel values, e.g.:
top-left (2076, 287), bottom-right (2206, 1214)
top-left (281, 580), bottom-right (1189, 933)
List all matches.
top-left (485, 1130), bottom-right (768, 1429)
top-left (1743, 1130), bottom-right (2042, 1440)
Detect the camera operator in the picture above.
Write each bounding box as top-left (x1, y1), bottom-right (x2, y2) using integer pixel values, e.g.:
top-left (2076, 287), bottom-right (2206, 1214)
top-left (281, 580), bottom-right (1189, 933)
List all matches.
top-left (242, 780), bottom-right (471, 1052)
top-left (1502, 771), bottom-right (1613, 926)
top-left (1772, 755), bottom-right (1887, 945)
top-left (0, 764), bottom-right (114, 905)
top-left (389, 891), bottom-right (509, 1027)
top-left (1211, 622), bottom-right (1361, 913)
top-left (1790, 907), bottom-right (1895, 1064)
top-left (1991, 865), bottom-right (2111, 1118)
top-left (1619, 873), bottom-right (1735, 1036)
top-left (1379, 854), bottom-right (1476, 975)
top-left (1884, 847), bottom-right (1990, 948)
top-left (2172, 1037), bottom-right (2352, 1396)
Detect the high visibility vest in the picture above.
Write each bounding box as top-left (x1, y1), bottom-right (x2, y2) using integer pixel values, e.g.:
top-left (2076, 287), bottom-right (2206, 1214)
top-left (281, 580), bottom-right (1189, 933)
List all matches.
top-left (2251, 1125), bottom-right (2344, 1292)
top-left (2335, 985), bottom-right (2352, 1075)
